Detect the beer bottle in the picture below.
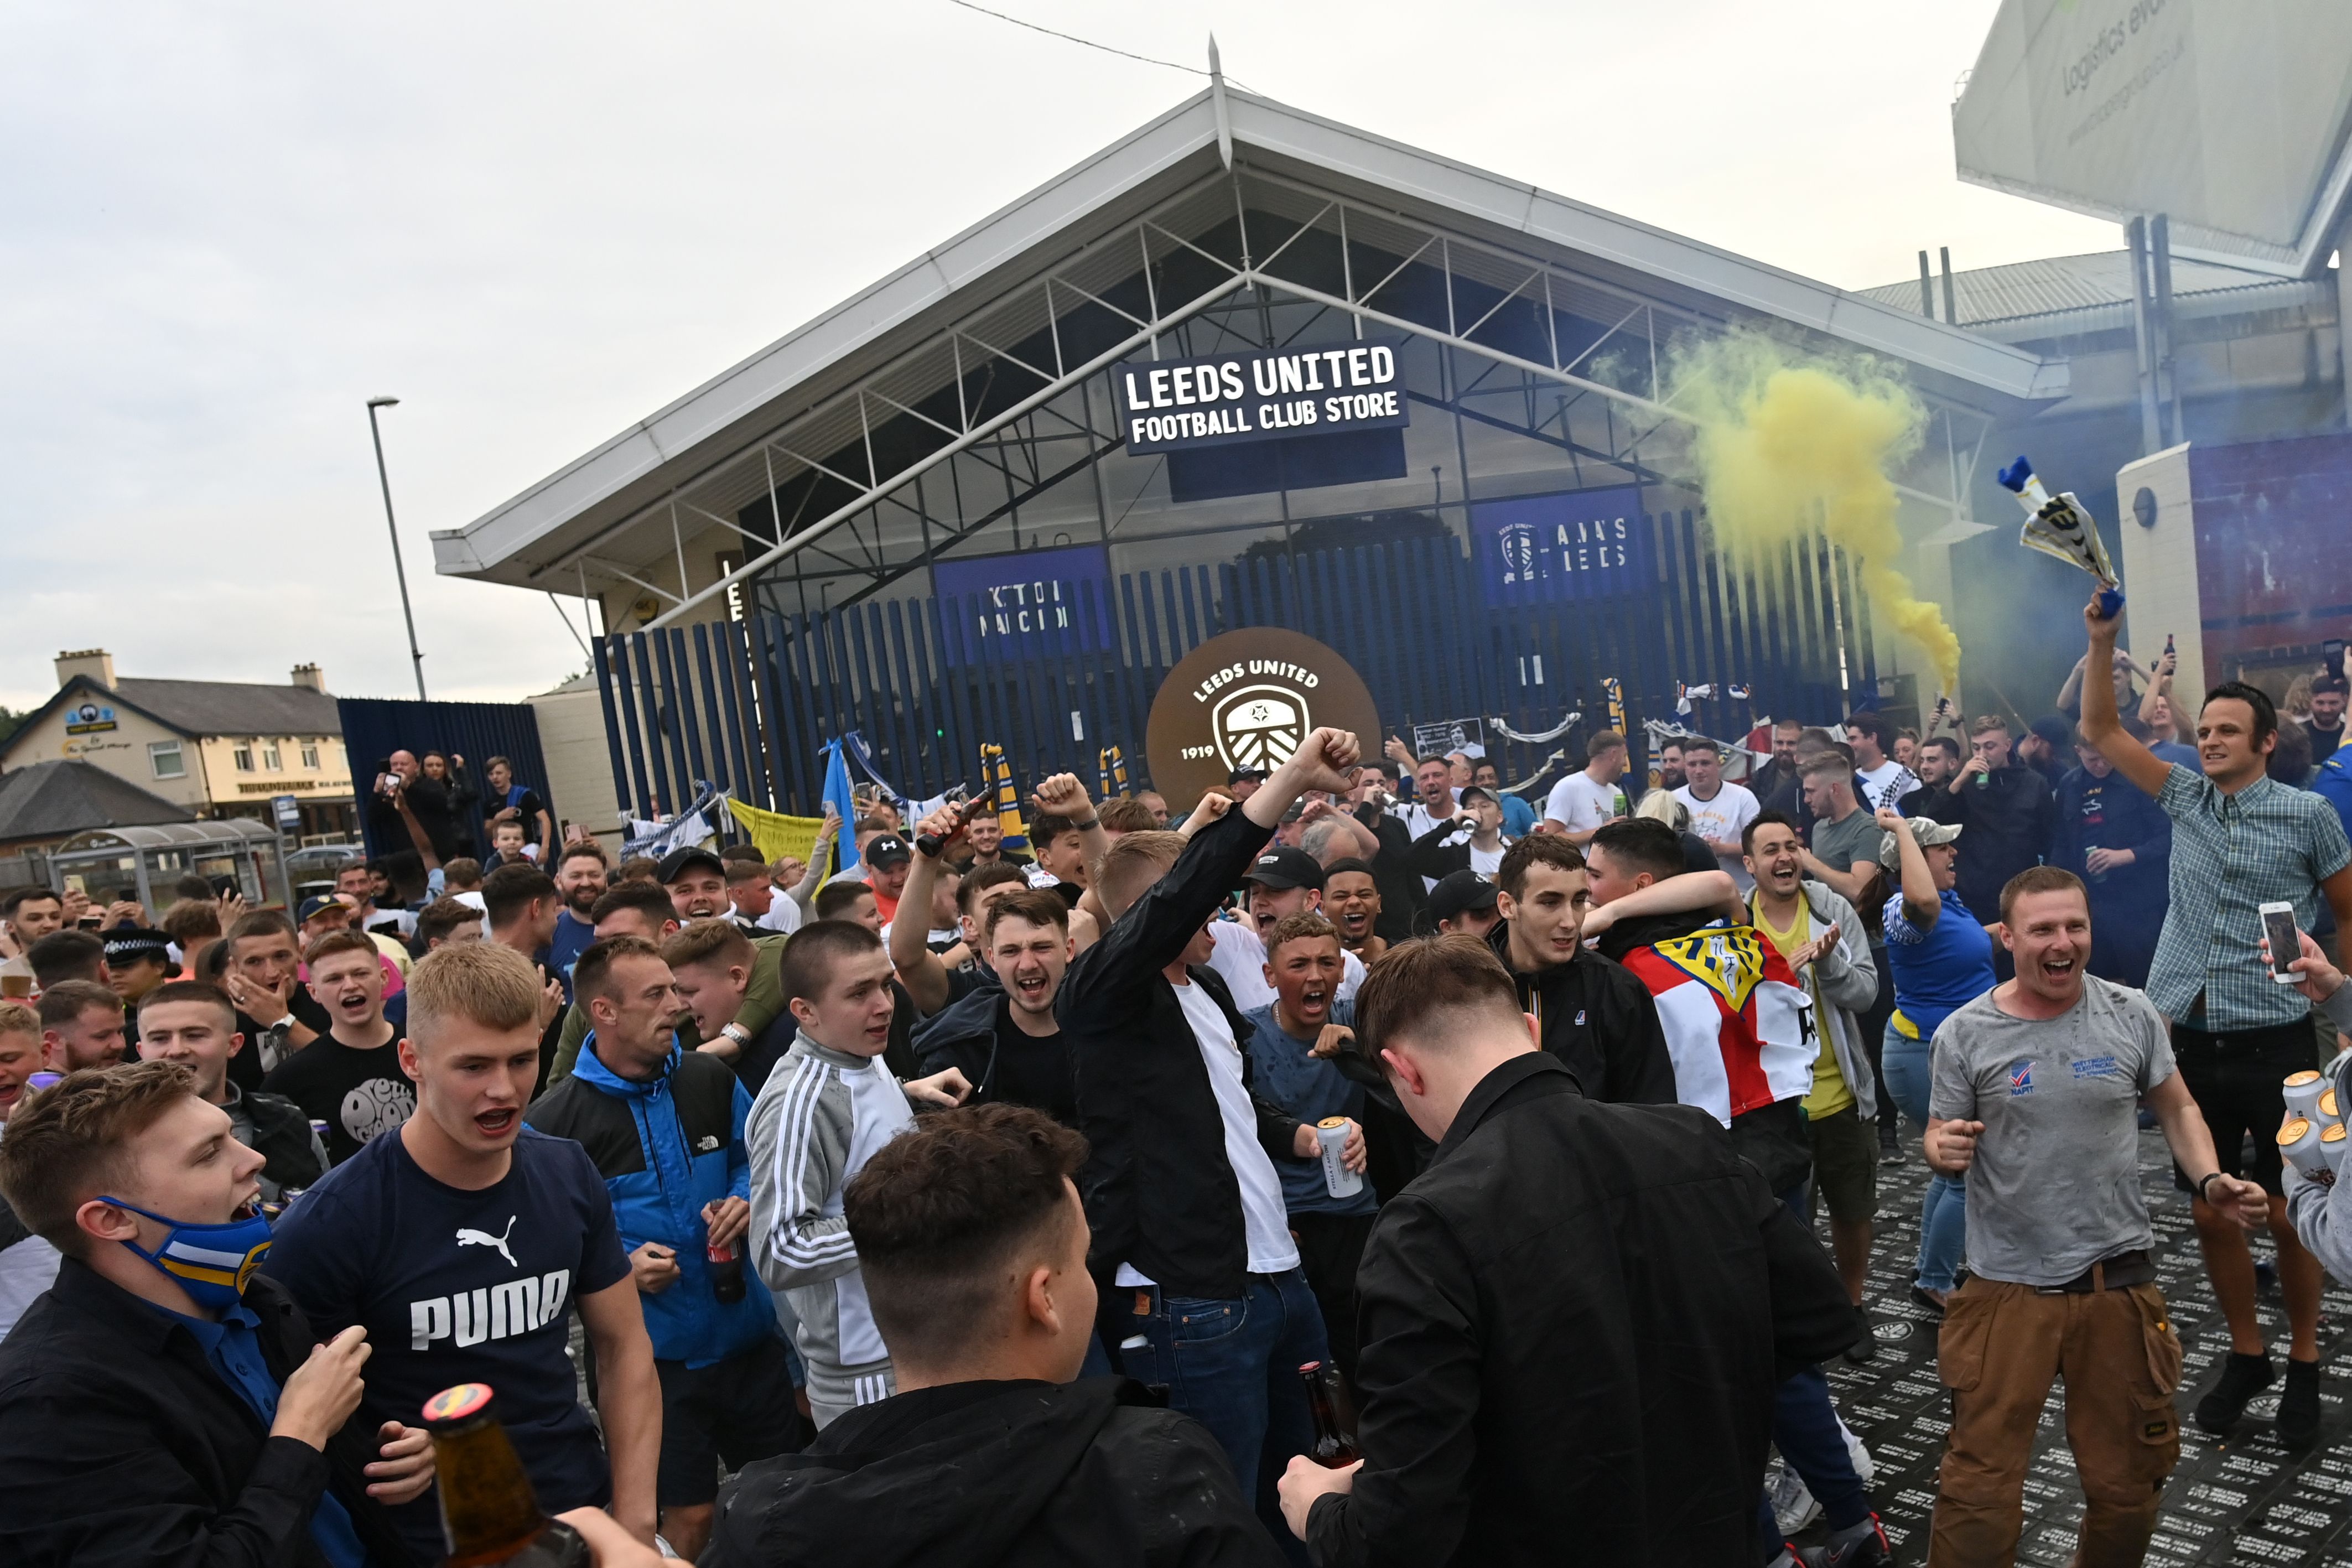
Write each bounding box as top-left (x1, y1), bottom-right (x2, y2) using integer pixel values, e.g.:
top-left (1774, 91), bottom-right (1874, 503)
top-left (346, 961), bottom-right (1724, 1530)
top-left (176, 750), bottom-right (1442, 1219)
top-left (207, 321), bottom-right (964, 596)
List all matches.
top-left (419, 1383), bottom-right (588, 1567)
top-left (1297, 1360), bottom-right (1360, 1468)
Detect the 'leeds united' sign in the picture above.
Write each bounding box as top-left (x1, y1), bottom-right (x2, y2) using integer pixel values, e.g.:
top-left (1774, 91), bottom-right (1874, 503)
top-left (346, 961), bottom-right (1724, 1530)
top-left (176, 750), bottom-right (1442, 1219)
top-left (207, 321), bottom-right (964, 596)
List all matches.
top-left (1115, 343), bottom-right (1410, 456)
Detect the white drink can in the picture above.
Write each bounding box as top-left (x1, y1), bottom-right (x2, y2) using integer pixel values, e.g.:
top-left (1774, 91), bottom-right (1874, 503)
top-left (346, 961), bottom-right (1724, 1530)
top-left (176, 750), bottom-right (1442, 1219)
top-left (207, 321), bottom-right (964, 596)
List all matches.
top-left (2325, 1122), bottom-right (2349, 1172)
top-left (1316, 1117), bottom-right (1362, 1199)
top-left (2285, 1070), bottom-right (2329, 1126)
top-left (2281, 1118), bottom-right (2329, 1177)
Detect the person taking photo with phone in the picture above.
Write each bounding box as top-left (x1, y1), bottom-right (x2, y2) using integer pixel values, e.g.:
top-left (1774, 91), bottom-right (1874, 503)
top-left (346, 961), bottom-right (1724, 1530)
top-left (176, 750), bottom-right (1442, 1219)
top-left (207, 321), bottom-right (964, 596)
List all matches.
top-left (2080, 590), bottom-right (2352, 1446)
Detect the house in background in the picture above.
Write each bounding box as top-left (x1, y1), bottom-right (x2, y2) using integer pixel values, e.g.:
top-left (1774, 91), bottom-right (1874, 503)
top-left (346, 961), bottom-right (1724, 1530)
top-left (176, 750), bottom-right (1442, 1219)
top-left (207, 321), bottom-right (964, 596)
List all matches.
top-left (0, 650), bottom-right (356, 841)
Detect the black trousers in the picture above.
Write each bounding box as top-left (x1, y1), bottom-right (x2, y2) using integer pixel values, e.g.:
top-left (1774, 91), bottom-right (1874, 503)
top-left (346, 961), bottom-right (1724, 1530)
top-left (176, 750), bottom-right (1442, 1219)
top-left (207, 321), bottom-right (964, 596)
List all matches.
top-left (1290, 1209), bottom-right (1379, 1386)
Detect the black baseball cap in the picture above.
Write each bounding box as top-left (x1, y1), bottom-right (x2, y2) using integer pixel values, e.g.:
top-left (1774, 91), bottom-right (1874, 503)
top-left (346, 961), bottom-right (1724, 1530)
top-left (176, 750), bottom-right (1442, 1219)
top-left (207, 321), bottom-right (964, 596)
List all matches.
top-left (865, 835), bottom-right (913, 868)
top-left (1245, 845), bottom-right (1325, 892)
top-left (1228, 766), bottom-right (1267, 785)
top-left (1429, 870), bottom-right (1499, 926)
top-left (656, 845), bottom-right (728, 885)
top-left (295, 895), bottom-right (350, 926)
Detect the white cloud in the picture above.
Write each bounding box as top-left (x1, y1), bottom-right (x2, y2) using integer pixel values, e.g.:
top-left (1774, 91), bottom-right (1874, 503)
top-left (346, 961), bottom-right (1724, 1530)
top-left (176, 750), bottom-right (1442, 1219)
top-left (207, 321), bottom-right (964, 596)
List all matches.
top-left (0, 1), bottom-right (2112, 709)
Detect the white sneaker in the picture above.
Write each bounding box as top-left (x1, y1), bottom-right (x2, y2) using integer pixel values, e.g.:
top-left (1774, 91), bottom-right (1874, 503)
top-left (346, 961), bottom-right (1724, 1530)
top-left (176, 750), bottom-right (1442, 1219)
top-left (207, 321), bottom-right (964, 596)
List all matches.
top-left (1768, 1421), bottom-right (1875, 1536)
top-left (1770, 1458), bottom-right (1820, 1535)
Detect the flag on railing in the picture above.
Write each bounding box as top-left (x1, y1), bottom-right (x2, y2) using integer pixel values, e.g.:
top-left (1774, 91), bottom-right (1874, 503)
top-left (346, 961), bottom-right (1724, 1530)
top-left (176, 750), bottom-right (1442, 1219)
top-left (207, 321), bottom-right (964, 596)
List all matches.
top-left (622, 781), bottom-right (726, 861)
top-left (822, 741), bottom-right (860, 877)
top-left (725, 798), bottom-right (828, 871)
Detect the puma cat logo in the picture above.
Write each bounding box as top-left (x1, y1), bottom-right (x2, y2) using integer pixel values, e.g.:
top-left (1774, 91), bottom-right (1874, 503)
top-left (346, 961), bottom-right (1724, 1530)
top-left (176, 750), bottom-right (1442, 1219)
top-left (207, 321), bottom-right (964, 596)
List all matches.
top-left (455, 1215), bottom-right (519, 1268)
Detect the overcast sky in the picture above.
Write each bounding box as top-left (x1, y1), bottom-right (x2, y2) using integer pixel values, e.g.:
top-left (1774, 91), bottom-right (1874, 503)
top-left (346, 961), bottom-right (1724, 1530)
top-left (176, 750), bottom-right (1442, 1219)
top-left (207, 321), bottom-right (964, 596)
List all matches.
top-left (0, 2), bottom-right (2114, 712)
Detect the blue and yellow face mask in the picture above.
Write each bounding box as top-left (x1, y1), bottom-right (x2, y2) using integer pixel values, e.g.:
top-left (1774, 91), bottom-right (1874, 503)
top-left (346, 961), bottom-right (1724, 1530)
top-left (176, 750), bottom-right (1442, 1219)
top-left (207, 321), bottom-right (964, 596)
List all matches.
top-left (100, 1197), bottom-right (273, 1311)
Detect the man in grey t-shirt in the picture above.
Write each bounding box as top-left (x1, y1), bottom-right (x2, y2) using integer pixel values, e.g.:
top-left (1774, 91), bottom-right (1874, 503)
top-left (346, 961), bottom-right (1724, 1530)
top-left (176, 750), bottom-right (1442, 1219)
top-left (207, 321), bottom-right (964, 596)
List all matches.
top-left (1920, 866), bottom-right (2265, 1566)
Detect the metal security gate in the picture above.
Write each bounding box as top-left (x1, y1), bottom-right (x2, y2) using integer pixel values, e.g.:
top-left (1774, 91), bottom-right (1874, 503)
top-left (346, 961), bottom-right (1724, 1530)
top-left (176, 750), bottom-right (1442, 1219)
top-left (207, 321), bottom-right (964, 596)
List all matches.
top-left (594, 516), bottom-right (1872, 818)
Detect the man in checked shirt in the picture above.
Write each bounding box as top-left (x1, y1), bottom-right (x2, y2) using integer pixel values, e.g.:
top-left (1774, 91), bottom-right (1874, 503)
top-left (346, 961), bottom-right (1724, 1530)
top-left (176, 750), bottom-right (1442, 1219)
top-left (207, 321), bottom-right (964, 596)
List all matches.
top-left (2081, 593), bottom-right (2352, 1448)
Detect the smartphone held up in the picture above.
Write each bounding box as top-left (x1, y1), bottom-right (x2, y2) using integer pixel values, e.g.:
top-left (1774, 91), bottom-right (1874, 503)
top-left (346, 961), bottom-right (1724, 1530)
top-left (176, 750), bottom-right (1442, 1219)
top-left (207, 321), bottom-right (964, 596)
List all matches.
top-left (2263, 901), bottom-right (2303, 984)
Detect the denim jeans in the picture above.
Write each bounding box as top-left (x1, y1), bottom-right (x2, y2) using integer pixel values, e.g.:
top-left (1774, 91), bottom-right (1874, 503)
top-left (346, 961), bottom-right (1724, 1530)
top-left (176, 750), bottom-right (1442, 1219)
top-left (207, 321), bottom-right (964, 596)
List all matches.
top-left (1882, 1022), bottom-right (1966, 1293)
top-left (1116, 1268), bottom-right (1331, 1538)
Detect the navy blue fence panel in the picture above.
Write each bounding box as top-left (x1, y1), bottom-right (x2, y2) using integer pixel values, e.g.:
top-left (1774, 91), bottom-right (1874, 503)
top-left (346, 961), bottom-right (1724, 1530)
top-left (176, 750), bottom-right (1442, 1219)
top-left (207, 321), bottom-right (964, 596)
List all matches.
top-left (594, 523), bottom-right (1874, 817)
top-left (339, 698), bottom-right (552, 861)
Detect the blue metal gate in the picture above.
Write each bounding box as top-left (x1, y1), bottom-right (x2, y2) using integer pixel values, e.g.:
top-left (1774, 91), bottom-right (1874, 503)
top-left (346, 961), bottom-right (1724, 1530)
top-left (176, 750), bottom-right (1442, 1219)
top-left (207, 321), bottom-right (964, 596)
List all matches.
top-left (594, 512), bottom-right (1872, 817)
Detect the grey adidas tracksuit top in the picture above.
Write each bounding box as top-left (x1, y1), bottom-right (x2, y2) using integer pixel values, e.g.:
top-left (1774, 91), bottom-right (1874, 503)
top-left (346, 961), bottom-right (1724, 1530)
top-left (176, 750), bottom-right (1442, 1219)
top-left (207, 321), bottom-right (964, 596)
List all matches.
top-left (745, 1032), bottom-right (914, 1422)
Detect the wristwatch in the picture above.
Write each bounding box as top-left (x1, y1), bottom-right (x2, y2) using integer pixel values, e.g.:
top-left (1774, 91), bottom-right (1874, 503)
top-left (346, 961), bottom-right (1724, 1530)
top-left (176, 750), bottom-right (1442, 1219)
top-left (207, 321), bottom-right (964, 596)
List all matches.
top-left (2195, 1171), bottom-right (2225, 1201)
top-left (720, 1022), bottom-right (752, 1049)
top-left (1071, 816), bottom-right (1100, 832)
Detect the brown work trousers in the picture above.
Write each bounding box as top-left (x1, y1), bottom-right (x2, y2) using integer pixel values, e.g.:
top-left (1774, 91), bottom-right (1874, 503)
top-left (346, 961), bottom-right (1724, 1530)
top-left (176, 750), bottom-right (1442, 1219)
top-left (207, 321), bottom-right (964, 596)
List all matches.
top-left (1927, 1276), bottom-right (2183, 1567)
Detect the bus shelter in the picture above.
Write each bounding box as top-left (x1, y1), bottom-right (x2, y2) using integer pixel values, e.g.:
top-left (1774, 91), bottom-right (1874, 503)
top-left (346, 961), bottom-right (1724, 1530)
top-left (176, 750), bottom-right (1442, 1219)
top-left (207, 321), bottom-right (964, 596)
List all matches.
top-left (49, 819), bottom-right (290, 912)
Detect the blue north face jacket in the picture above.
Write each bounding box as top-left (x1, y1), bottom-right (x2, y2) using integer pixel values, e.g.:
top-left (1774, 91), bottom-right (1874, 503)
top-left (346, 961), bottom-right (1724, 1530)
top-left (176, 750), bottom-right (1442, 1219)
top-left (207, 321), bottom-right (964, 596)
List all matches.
top-left (525, 1037), bottom-right (777, 1367)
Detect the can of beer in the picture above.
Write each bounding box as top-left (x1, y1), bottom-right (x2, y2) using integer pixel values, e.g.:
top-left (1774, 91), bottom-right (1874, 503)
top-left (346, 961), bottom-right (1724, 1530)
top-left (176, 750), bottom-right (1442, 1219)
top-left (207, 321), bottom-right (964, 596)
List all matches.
top-left (1315, 1117), bottom-right (1362, 1199)
top-left (2281, 1118), bottom-right (2329, 1176)
top-left (2322, 1089), bottom-right (2342, 1128)
top-left (2286, 1070), bottom-right (2329, 1125)
top-left (2324, 1122), bottom-right (2349, 1172)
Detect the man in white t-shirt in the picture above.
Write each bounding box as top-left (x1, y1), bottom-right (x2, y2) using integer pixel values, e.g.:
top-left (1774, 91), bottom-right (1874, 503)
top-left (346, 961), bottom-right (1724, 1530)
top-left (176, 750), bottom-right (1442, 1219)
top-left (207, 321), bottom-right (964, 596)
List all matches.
top-left (1543, 730), bottom-right (1632, 845)
top-left (1673, 738), bottom-right (1762, 891)
top-left (1846, 712), bottom-right (1920, 814)
top-left (1399, 755), bottom-right (1458, 842)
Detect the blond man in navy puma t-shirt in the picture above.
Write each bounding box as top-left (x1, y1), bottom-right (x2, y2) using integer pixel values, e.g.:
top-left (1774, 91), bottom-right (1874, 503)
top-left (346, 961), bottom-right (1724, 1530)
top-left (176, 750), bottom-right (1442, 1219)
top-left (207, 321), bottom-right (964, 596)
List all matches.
top-left (266, 943), bottom-right (661, 1561)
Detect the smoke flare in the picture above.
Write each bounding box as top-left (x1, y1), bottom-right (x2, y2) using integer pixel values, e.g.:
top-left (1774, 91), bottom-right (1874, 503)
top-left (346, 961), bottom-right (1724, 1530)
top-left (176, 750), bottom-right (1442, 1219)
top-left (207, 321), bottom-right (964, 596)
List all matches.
top-left (1669, 335), bottom-right (1961, 696)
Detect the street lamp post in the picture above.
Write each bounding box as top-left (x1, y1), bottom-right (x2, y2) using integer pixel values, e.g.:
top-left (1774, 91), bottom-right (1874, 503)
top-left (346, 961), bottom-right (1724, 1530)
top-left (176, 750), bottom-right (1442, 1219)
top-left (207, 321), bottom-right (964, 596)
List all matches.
top-left (365, 396), bottom-right (428, 701)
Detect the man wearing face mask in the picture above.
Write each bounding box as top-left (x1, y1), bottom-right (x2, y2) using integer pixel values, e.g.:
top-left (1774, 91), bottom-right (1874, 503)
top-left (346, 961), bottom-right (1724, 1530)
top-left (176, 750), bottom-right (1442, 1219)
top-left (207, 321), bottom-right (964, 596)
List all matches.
top-left (0, 1059), bottom-right (433, 1566)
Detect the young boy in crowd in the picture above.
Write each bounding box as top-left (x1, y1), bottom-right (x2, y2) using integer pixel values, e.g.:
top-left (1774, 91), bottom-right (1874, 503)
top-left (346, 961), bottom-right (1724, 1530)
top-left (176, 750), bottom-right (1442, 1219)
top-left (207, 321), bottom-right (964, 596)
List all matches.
top-left (745, 921), bottom-right (969, 1427)
top-left (1240, 913), bottom-right (1372, 1379)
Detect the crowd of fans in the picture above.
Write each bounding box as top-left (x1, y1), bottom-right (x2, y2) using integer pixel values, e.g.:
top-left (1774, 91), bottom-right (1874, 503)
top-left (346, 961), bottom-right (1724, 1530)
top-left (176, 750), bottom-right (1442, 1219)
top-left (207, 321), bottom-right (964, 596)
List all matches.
top-left (6, 595), bottom-right (2352, 1566)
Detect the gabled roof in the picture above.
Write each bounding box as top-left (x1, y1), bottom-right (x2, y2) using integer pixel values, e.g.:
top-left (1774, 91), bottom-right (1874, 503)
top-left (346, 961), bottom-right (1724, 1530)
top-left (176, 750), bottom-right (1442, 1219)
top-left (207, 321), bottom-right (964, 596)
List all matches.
top-left (434, 85), bottom-right (2065, 590)
top-left (106, 677), bottom-right (341, 738)
top-left (0, 675), bottom-right (342, 771)
top-left (0, 760), bottom-right (193, 845)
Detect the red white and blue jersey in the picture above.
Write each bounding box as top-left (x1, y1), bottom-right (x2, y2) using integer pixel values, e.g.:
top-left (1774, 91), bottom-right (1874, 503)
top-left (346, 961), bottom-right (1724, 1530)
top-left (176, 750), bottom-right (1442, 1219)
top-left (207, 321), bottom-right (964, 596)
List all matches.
top-left (1618, 922), bottom-right (1815, 1125)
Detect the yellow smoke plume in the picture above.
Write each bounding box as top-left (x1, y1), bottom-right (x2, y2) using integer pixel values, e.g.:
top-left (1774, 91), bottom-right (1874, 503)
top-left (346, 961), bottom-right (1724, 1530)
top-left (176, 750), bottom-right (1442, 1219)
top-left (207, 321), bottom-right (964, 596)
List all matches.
top-left (1668, 335), bottom-right (1961, 696)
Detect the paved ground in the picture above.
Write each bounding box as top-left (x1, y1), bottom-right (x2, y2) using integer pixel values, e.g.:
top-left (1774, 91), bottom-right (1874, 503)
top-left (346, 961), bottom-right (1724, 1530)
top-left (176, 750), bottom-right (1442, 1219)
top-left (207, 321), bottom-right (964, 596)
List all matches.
top-left (1831, 1133), bottom-right (2352, 1566)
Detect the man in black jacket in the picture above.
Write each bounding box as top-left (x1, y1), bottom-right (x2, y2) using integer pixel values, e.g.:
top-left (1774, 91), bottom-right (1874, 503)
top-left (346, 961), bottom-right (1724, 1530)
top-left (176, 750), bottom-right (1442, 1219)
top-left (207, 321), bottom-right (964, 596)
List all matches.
top-left (1275, 936), bottom-right (1860, 1567)
top-left (703, 1103), bottom-right (1280, 1568)
top-left (1912, 715), bottom-right (2058, 926)
top-left (1488, 835), bottom-right (1674, 1104)
top-left (911, 890), bottom-right (1078, 1127)
top-left (1064, 726), bottom-right (1362, 1523)
top-left (0, 1060), bottom-right (431, 1567)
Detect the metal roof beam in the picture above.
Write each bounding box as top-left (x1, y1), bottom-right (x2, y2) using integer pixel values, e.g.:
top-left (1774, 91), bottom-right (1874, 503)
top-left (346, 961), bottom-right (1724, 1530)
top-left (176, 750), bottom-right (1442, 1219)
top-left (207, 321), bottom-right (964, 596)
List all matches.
top-left (640, 271), bottom-right (1253, 629)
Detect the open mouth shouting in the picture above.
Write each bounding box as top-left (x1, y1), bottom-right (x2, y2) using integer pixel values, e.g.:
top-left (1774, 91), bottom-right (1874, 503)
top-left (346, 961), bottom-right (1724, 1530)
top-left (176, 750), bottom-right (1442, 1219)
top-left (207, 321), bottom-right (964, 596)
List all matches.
top-left (1010, 965), bottom-right (1052, 1008)
top-left (2038, 952), bottom-right (2079, 983)
top-left (474, 1105), bottom-right (520, 1139)
top-left (1296, 981), bottom-right (1331, 1023)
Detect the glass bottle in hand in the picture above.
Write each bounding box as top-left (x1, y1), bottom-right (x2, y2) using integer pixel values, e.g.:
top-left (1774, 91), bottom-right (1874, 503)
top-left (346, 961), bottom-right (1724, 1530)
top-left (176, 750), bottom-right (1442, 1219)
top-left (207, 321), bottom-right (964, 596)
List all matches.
top-left (419, 1383), bottom-right (588, 1567)
top-left (1299, 1359), bottom-right (1361, 1468)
